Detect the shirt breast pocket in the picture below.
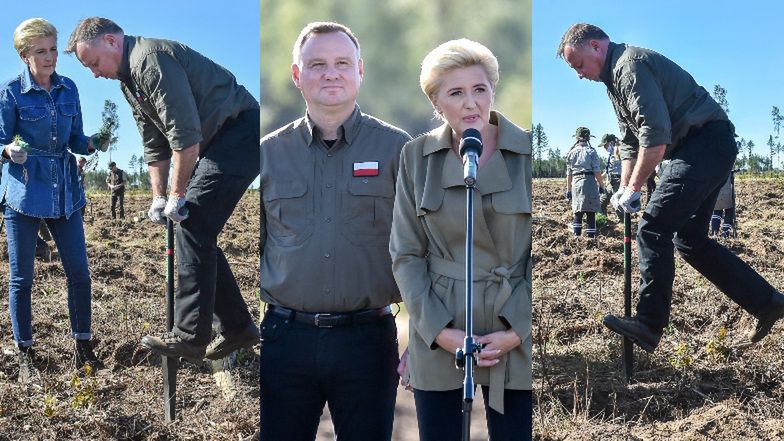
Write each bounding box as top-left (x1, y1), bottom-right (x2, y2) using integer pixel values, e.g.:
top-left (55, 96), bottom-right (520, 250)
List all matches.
top-left (491, 188), bottom-right (532, 215)
top-left (342, 178), bottom-right (394, 246)
top-left (263, 180), bottom-right (313, 246)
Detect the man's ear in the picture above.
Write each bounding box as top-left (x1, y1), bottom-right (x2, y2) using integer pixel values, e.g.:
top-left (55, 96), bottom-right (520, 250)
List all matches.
top-left (291, 63), bottom-right (301, 89)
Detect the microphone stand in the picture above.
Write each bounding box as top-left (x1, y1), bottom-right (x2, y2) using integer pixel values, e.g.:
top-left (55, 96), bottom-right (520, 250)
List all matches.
top-left (455, 161), bottom-right (480, 441)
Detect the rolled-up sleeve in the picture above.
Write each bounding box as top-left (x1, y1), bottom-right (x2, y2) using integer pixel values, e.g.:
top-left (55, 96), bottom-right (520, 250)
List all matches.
top-left (139, 53), bottom-right (202, 151)
top-left (389, 146), bottom-right (452, 349)
top-left (620, 66), bottom-right (672, 148)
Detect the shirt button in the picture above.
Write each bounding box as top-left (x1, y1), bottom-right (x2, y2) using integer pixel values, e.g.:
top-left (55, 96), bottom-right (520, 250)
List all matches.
top-left (53, 183), bottom-right (58, 188)
top-left (324, 253), bottom-right (331, 259)
top-left (325, 217), bottom-right (332, 223)
top-left (362, 178), bottom-right (369, 184)
top-left (326, 183), bottom-right (333, 188)
top-left (327, 153), bottom-right (333, 157)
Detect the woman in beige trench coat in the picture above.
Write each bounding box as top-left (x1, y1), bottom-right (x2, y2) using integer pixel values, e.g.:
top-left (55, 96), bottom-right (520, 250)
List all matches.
top-left (389, 39), bottom-right (532, 441)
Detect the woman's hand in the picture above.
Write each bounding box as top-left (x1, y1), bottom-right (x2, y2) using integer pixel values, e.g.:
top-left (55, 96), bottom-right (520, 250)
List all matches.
top-left (475, 329), bottom-right (522, 364)
top-left (5, 143), bottom-right (28, 164)
top-left (397, 347), bottom-right (412, 392)
top-left (435, 328), bottom-right (466, 355)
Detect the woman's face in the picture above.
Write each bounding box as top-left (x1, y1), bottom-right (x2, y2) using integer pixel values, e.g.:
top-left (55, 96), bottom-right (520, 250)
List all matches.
top-left (431, 64), bottom-right (494, 138)
top-left (23, 35), bottom-right (58, 81)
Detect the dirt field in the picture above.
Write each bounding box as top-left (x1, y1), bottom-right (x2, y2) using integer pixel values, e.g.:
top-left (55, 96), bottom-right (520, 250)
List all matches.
top-left (0, 192), bottom-right (260, 440)
top-left (533, 176), bottom-right (784, 440)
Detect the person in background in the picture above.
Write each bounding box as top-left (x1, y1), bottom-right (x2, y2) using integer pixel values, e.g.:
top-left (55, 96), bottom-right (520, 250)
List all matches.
top-left (566, 127), bottom-right (605, 237)
top-left (105, 161), bottom-right (125, 219)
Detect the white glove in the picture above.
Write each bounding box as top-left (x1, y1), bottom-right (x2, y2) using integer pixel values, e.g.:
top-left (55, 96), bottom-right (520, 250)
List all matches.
top-left (619, 187), bottom-right (642, 214)
top-left (610, 186), bottom-right (625, 212)
top-left (6, 143), bottom-right (28, 164)
top-left (163, 195), bottom-right (189, 223)
top-left (148, 196), bottom-right (168, 224)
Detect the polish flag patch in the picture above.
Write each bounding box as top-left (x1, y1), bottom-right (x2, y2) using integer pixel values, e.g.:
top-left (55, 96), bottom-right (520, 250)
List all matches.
top-left (353, 161), bottom-right (380, 177)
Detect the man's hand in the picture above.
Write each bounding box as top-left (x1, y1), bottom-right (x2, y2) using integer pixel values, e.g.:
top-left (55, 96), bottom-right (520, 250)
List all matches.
top-left (619, 187), bottom-right (641, 213)
top-left (397, 347), bottom-right (412, 392)
top-left (164, 194), bottom-right (189, 222)
top-left (6, 143), bottom-right (28, 164)
top-left (148, 196), bottom-right (168, 224)
top-left (610, 186), bottom-right (626, 211)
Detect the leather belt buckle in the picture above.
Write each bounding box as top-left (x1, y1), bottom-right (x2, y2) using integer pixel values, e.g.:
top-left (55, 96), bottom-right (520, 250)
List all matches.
top-left (314, 313), bottom-right (336, 328)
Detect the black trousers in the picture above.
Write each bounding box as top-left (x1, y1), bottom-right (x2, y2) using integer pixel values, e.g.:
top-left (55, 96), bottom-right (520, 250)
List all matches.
top-left (259, 313), bottom-right (399, 441)
top-left (636, 120), bottom-right (777, 332)
top-left (111, 191), bottom-right (124, 219)
top-left (413, 387), bottom-right (533, 441)
top-left (172, 109), bottom-right (259, 344)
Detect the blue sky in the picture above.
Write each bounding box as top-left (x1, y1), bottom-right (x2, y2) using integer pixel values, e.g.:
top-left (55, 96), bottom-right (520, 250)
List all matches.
top-left (534, 1), bottom-right (784, 163)
top-left (0, 0), bottom-right (259, 177)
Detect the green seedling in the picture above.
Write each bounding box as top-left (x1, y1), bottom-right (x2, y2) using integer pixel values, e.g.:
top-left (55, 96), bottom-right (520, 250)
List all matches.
top-left (670, 341), bottom-right (693, 370)
top-left (11, 135), bottom-right (30, 151)
top-left (705, 327), bottom-right (729, 363)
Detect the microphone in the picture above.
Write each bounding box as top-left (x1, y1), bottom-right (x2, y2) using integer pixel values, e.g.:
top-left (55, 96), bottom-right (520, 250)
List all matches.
top-left (459, 128), bottom-right (483, 187)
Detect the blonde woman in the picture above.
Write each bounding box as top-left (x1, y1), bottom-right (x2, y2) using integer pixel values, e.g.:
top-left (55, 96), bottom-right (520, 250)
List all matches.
top-left (390, 39), bottom-right (532, 440)
top-left (0, 18), bottom-right (103, 381)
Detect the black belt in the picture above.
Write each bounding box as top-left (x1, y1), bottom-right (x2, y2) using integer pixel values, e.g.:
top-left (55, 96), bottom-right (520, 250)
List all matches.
top-left (575, 171), bottom-right (595, 176)
top-left (266, 304), bottom-right (392, 328)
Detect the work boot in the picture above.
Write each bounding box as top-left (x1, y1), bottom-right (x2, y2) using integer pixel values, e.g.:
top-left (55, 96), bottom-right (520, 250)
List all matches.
top-left (749, 292), bottom-right (784, 343)
top-left (205, 321), bottom-right (260, 360)
top-left (602, 315), bottom-right (662, 353)
top-left (141, 332), bottom-right (206, 364)
top-left (17, 346), bottom-right (38, 383)
top-left (74, 339), bottom-right (105, 372)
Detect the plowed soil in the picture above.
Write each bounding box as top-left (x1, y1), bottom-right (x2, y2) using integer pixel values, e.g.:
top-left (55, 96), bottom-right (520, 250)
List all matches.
top-left (533, 176), bottom-right (784, 440)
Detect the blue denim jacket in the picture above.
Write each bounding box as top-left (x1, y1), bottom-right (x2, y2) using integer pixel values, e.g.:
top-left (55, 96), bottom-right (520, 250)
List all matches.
top-left (0, 68), bottom-right (90, 218)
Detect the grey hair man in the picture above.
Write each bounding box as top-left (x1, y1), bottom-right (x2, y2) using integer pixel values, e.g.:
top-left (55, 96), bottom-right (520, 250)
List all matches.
top-left (66, 17), bottom-right (260, 363)
top-left (558, 23), bottom-right (784, 353)
top-left (259, 21), bottom-right (410, 441)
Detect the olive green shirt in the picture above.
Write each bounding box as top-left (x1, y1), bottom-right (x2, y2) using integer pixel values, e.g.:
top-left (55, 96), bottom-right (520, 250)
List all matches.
top-left (117, 36), bottom-right (259, 163)
top-left (600, 42), bottom-right (729, 160)
top-left (389, 111), bottom-right (532, 414)
top-left (260, 105), bottom-right (411, 313)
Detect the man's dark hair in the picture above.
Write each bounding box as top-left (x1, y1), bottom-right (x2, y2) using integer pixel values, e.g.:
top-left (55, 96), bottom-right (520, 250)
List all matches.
top-left (557, 23), bottom-right (609, 59)
top-left (292, 21), bottom-right (360, 65)
top-left (109, 161), bottom-right (116, 168)
top-left (65, 17), bottom-right (124, 54)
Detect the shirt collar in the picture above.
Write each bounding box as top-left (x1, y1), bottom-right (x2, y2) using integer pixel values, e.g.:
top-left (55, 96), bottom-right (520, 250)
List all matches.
top-left (422, 111), bottom-right (529, 156)
top-left (117, 35), bottom-right (134, 84)
top-left (302, 104), bottom-right (362, 147)
top-left (20, 68), bottom-right (68, 94)
top-left (600, 41), bottom-right (624, 87)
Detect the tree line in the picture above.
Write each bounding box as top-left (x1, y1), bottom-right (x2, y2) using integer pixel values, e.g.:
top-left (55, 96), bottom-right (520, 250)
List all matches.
top-left (533, 85), bottom-right (783, 178)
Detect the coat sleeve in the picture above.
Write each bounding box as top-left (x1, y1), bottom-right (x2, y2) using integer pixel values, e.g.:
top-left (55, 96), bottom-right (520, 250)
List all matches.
top-left (389, 144), bottom-right (453, 349)
top-left (498, 246), bottom-right (532, 342)
top-left (67, 81), bottom-right (90, 155)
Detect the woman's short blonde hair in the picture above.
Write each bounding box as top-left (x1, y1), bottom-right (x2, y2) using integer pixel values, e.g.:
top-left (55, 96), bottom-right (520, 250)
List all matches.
top-left (13, 18), bottom-right (57, 57)
top-left (419, 38), bottom-right (499, 104)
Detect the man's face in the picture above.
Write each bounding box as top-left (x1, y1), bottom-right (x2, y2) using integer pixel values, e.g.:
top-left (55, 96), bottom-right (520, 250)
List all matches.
top-left (563, 41), bottom-right (605, 82)
top-left (292, 32), bottom-right (363, 111)
top-left (75, 34), bottom-right (123, 80)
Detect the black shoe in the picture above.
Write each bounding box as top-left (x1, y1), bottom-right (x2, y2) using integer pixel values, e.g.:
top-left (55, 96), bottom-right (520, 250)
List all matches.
top-left (17, 346), bottom-right (38, 383)
top-left (602, 315), bottom-right (661, 353)
top-left (749, 292), bottom-right (784, 343)
top-left (205, 322), bottom-right (260, 360)
top-left (74, 339), bottom-right (105, 372)
top-left (141, 332), bottom-right (206, 364)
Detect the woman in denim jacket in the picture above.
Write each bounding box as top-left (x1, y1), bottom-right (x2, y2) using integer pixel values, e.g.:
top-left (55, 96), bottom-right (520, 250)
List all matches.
top-left (0, 18), bottom-right (104, 381)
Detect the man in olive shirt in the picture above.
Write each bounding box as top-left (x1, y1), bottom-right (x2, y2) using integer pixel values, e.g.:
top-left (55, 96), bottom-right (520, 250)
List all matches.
top-left (66, 18), bottom-right (260, 362)
top-left (105, 161), bottom-right (125, 219)
top-left (259, 22), bottom-right (410, 441)
top-left (558, 23), bottom-right (784, 353)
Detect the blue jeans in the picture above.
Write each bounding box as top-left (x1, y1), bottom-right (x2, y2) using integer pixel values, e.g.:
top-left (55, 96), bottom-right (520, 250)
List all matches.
top-left (4, 206), bottom-right (92, 347)
top-left (413, 387), bottom-right (533, 441)
top-left (259, 313), bottom-right (399, 441)
top-left (636, 121), bottom-right (777, 331)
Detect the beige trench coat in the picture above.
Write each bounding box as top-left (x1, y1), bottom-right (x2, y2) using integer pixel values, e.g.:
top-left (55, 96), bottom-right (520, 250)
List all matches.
top-left (389, 111), bottom-right (532, 414)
